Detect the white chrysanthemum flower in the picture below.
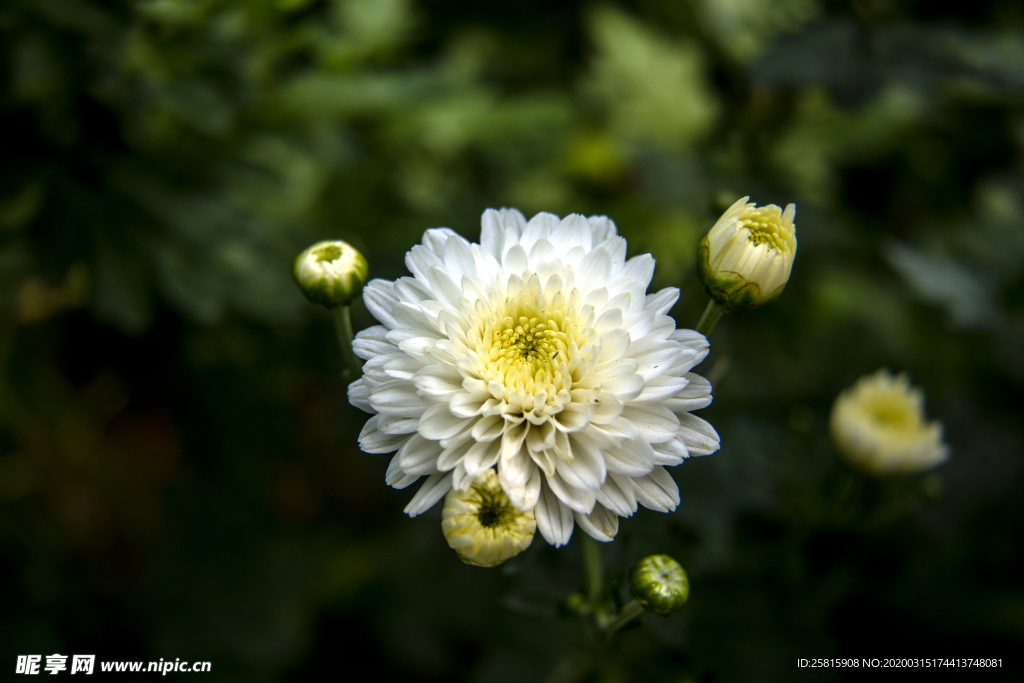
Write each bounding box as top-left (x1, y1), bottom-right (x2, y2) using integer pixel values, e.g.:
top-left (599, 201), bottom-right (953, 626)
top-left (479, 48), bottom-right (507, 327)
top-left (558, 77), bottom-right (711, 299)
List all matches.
top-left (831, 369), bottom-right (949, 475)
top-left (442, 469), bottom-right (536, 567)
top-left (348, 209), bottom-right (720, 546)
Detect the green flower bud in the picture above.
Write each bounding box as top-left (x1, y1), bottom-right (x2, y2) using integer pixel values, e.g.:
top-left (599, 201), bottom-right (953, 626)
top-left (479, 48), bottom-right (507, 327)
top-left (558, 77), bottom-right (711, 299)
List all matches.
top-left (293, 240), bottom-right (368, 309)
top-left (629, 554), bottom-right (689, 616)
top-left (697, 197), bottom-right (797, 312)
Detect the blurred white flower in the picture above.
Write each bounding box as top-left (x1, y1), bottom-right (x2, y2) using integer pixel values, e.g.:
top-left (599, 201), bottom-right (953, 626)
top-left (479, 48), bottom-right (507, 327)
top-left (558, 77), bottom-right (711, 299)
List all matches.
top-left (831, 370), bottom-right (949, 475)
top-left (442, 469), bottom-right (536, 567)
top-left (697, 197), bottom-right (797, 311)
top-left (348, 209), bottom-right (719, 547)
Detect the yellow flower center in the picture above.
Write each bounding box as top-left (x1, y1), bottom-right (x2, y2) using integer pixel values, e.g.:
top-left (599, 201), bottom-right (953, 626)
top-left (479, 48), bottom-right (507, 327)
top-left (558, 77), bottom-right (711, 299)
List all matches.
top-left (741, 206), bottom-right (794, 253)
top-left (492, 305), bottom-right (570, 378)
top-left (473, 485), bottom-right (518, 529)
top-left (865, 395), bottom-right (918, 431)
top-left (467, 275), bottom-right (597, 416)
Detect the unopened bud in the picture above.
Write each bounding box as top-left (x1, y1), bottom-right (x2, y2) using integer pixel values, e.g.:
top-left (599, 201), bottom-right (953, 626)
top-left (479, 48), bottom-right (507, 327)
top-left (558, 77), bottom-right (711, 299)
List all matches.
top-left (442, 469), bottom-right (536, 567)
top-left (629, 554), bottom-right (689, 616)
top-left (293, 240), bottom-right (368, 309)
top-left (697, 197), bottom-right (797, 312)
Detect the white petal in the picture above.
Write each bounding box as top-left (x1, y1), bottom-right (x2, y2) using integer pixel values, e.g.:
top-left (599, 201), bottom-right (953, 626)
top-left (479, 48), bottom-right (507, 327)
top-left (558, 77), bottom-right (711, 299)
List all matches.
top-left (347, 379), bottom-right (373, 413)
top-left (437, 438), bottom-right (473, 471)
top-left (377, 413), bottom-right (421, 435)
top-left (480, 209), bottom-right (505, 261)
top-left (442, 234), bottom-right (476, 280)
top-left (574, 503), bottom-right (619, 542)
top-left (535, 479), bottom-right (574, 547)
top-left (644, 287), bottom-right (680, 315)
top-left (595, 473), bottom-right (638, 517)
top-left (405, 244), bottom-right (443, 283)
top-left (505, 466), bottom-right (541, 511)
top-left (620, 404), bottom-right (680, 444)
top-left (403, 472), bottom-right (453, 516)
top-left (578, 246), bottom-right (612, 292)
top-left (587, 215), bottom-right (617, 243)
top-left (352, 325), bottom-right (396, 360)
top-left (546, 472), bottom-right (596, 514)
top-left (386, 454), bottom-right (420, 489)
top-left (499, 443), bottom-right (533, 489)
top-left (363, 280), bottom-right (399, 329)
top-left (653, 437), bottom-right (687, 466)
top-left (503, 244), bottom-right (528, 273)
top-left (418, 404), bottom-right (472, 440)
top-left (669, 329), bottom-right (709, 359)
top-left (677, 413), bottom-right (720, 455)
top-left (464, 440), bottom-right (501, 477)
top-left (633, 466), bottom-right (680, 512)
top-left (358, 415), bottom-right (407, 453)
top-left (421, 227), bottom-right (458, 254)
top-left (369, 382), bottom-right (427, 413)
top-left (555, 214), bottom-right (593, 251)
top-left (598, 329), bottom-right (631, 363)
top-left (602, 437), bottom-right (655, 477)
top-left (522, 212), bottom-right (559, 248)
top-left (633, 374), bottom-right (690, 403)
top-left (628, 338), bottom-right (682, 380)
top-left (622, 254), bottom-right (655, 290)
top-left (397, 434), bottom-right (443, 475)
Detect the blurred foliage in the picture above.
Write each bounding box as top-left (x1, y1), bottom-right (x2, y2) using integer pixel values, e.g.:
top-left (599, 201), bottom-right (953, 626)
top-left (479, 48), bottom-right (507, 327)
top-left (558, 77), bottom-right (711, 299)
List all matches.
top-left (2, 0), bottom-right (1024, 681)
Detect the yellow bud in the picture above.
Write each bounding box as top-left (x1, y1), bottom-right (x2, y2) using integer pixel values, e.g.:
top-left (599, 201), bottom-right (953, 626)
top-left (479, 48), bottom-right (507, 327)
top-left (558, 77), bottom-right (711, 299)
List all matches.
top-left (293, 240), bottom-right (368, 309)
top-left (697, 197), bottom-right (797, 312)
top-left (441, 469), bottom-right (536, 567)
top-left (831, 369), bottom-right (949, 476)
top-left (629, 554), bottom-right (689, 616)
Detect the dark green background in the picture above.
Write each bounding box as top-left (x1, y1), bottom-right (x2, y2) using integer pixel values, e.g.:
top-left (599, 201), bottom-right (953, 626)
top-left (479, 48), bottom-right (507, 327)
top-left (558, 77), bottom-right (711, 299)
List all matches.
top-left (2, 0), bottom-right (1023, 680)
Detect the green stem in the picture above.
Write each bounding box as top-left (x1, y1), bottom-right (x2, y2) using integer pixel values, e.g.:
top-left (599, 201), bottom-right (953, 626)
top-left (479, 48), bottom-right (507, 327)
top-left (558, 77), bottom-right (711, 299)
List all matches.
top-left (582, 535), bottom-right (603, 604)
top-left (694, 300), bottom-right (725, 336)
top-left (604, 600), bottom-right (644, 637)
top-left (334, 305), bottom-right (362, 382)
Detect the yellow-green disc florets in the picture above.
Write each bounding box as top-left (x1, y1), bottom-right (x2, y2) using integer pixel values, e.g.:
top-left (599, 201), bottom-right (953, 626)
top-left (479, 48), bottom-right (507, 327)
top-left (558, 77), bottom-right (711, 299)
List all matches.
top-left (441, 469), bottom-right (536, 567)
top-left (629, 554), bottom-right (690, 616)
top-left (697, 197), bottom-right (797, 312)
top-left (293, 240), bottom-right (368, 309)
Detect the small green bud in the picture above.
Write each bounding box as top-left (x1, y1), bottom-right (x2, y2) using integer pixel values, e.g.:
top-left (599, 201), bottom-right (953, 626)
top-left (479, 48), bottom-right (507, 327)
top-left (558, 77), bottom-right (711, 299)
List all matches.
top-left (293, 240), bottom-right (368, 309)
top-left (697, 197), bottom-right (797, 312)
top-left (629, 554), bottom-right (689, 616)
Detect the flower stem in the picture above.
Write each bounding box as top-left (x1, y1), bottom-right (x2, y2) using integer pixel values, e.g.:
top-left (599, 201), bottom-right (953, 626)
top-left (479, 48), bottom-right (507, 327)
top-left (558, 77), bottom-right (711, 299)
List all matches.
top-left (582, 535), bottom-right (603, 603)
top-left (694, 300), bottom-right (725, 336)
top-left (333, 305), bottom-right (362, 382)
top-left (604, 600), bottom-right (644, 637)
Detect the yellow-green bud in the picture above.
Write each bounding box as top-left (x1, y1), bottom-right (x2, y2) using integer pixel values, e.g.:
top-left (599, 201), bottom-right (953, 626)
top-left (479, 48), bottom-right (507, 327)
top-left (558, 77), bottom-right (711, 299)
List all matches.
top-left (629, 554), bottom-right (689, 616)
top-left (697, 197), bottom-right (797, 312)
top-left (441, 469), bottom-right (536, 567)
top-left (293, 240), bottom-right (368, 309)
